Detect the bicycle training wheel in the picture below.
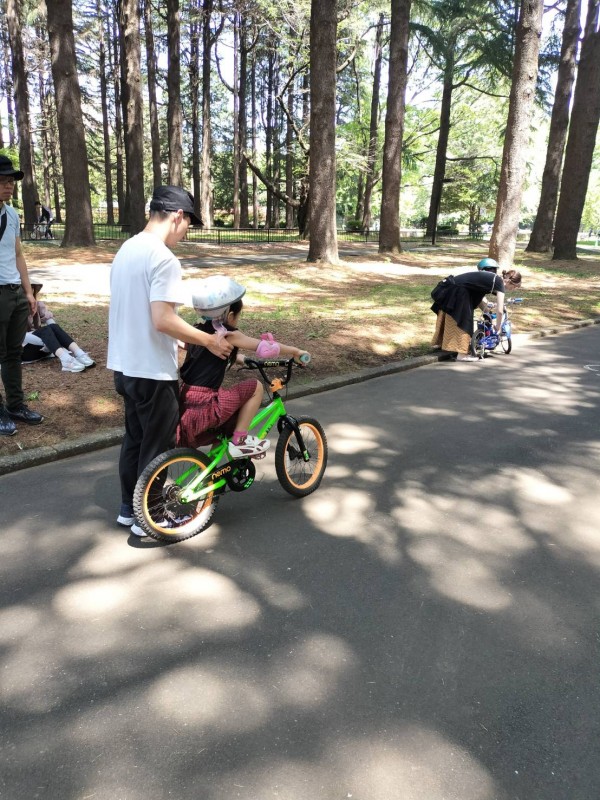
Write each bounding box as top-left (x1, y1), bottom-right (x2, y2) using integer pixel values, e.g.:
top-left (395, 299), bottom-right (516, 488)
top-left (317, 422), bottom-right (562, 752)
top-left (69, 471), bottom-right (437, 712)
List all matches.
top-left (275, 416), bottom-right (328, 497)
top-left (499, 333), bottom-right (512, 354)
top-left (133, 448), bottom-right (219, 542)
top-left (471, 330), bottom-right (485, 359)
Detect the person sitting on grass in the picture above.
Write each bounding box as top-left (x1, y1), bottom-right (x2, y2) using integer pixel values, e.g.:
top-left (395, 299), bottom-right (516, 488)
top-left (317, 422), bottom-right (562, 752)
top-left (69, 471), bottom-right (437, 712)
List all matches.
top-left (177, 275), bottom-right (309, 458)
top-left (21, 280), bottom-right (95, 372)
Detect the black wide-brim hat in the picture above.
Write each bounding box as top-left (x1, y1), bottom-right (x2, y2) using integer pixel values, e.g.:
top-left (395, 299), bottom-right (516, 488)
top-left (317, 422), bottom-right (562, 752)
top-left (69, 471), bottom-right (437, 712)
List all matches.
top-left (0, 155), bottom-right (24, 180)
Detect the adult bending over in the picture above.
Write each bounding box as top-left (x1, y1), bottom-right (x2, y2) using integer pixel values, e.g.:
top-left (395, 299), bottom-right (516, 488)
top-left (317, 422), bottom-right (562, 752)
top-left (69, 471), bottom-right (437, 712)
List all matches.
top-left (431, 258), bottom-right (522, 362)
top-left (107, 185), bottom-right (233, 538)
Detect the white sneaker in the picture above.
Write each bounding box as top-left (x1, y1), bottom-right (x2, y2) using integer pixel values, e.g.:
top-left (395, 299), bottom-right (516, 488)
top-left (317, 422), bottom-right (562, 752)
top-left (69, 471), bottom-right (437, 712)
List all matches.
top-left (228, 434), bottom-right (270, 459)
top-left (75, 352), bottom-right (95, 368)
top-left (61, 356), bottom-right (85, 372)
top-left (130, 524), bottom-right (146, 537)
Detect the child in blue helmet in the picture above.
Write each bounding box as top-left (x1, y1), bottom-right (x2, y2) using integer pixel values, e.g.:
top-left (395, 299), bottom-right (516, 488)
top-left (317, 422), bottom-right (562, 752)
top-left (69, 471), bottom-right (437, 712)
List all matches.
top-left (177, 275), bottom-right (309, 458)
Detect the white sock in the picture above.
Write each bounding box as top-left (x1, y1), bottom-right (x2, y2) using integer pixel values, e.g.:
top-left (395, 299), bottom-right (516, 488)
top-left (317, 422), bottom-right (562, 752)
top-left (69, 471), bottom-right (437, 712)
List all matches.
top-left (58, 350), bottom-right (72, 365)
top-left (71, 346), bottom-right (85, 357)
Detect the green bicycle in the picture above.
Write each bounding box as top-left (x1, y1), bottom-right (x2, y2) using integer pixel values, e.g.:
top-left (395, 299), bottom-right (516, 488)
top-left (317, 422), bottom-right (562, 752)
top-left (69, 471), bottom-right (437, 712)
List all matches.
top-left (132, 356), bottom-right (328, 542)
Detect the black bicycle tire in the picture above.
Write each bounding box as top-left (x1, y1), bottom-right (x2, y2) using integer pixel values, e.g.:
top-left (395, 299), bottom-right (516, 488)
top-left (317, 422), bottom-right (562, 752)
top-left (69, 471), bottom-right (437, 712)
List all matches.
top-left (133, 447), bottom-right (219, 542)
top-left (471, 330), bottom-right (485, 359)
top-left (500, 334), bottom-right (512, 354)
top-left (275, 416), bottom-right (328, 497)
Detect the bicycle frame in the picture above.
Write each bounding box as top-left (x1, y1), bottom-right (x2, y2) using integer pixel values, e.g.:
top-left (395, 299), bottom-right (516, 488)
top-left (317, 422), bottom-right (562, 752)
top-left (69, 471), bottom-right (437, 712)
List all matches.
top-left (176, 358), bottom-right (307, 504)
top-left (476, 298), bottom-right (522, 351)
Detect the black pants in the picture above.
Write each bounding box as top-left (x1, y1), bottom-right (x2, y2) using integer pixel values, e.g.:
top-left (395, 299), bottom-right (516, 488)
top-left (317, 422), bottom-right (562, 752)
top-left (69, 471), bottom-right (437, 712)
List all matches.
top-left (114, 372), bottom-right (179, 507)
top-left (0, 284), bottom-right (28, 410)
top-left (32, 322), bottom-right (74, 354)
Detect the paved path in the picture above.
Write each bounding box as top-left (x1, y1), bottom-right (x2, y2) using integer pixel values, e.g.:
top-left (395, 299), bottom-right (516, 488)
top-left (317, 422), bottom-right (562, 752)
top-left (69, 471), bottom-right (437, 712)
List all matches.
top-left (2, 327), bottom-right (600, 799)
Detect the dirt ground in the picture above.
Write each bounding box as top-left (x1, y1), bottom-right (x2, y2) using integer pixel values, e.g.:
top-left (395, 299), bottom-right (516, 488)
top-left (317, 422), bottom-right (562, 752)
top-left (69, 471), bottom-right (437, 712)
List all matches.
top-left (2, 239), bottom-right (599, 457)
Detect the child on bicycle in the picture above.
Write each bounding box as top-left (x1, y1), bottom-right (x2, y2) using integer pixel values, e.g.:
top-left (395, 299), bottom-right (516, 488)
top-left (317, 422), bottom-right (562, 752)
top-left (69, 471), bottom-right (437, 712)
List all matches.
top-left (177, 275), bottom-right (309, 458)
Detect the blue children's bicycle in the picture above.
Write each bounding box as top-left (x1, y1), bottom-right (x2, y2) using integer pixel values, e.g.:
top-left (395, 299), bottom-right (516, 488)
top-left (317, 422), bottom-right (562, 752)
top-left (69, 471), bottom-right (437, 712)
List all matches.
top-left (471, 298), bottom-right (523, 358)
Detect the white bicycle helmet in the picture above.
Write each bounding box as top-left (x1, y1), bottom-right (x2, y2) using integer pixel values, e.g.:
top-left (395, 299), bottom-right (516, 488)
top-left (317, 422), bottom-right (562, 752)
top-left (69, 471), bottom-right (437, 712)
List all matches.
top-left (191, 275), bottom-right (246, 322)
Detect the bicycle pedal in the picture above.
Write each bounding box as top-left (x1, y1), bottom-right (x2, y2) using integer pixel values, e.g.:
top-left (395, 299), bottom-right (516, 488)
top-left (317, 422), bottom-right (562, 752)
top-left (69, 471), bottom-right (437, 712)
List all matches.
top-left (250, 451), bottom-right (267, 460)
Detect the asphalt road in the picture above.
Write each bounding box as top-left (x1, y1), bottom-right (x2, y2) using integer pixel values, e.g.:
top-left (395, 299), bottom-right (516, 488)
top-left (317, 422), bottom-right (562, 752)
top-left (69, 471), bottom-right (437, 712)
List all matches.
top-left (1, 326), bottom-right (600, 800)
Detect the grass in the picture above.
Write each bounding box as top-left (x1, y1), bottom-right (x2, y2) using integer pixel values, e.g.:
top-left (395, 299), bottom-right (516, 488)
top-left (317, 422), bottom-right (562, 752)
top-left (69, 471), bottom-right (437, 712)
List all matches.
top-left (1, 238), bottom-right (598, 458)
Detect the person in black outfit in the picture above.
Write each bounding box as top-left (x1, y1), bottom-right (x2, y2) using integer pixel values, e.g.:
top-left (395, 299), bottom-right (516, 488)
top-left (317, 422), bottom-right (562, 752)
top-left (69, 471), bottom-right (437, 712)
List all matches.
top-left (34, 201), bottom-right (54, 239)
top-left (431, 258), bottom-right (522, 361)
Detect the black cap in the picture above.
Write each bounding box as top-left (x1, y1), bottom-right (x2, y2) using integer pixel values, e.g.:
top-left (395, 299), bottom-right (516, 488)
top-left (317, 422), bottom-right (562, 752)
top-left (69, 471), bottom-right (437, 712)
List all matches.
top-left (0, 155), bottom-right (24, 180)
top-left (149, 185), bottom-right (201, 226)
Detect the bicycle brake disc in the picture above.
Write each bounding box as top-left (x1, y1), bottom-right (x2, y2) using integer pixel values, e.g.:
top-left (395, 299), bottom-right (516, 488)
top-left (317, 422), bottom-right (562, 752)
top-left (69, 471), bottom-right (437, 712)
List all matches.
top-left (225, 459), bottom-right (256, 492)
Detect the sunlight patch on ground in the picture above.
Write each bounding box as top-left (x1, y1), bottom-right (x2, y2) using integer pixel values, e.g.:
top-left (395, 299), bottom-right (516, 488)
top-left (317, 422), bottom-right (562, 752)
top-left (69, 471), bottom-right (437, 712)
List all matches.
top-left (513, 468), bottom-right (573, 504)
top-left (325, 422), bottom-right (381, 454)
top-left (55, 558), bottom-right (262, 634)
top-left (146, 633), bottom-right (354, 731)
top-left (74, 537), bottom-right (164, 576)
top-left (54, 578), bottom-right (133, 618)
top-left (224, 726), bottom-right (496, 800)
top-left (214, 556), bottom-right (307, 612)
top-left (148, 665), bottom-right (271, 732)
top-left (303, 489), bottom-right (402, 564)
top-left (396, 481), bottom-right (533, 611)
top-left (0, 605), bottom-right (41, 643)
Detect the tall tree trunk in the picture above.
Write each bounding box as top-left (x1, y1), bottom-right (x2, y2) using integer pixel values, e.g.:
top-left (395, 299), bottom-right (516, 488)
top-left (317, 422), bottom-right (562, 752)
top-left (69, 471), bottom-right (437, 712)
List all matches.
top-left (553, 0), bottom-right (600, 260)
top-left (6, 0), bottom-right (36, 223)
top-left (190, 2), bottom-right (202, 220)
top-left (379, 0), bottom-right (412, 254)
top-left (526, 0), bottom-right (581, 252)
top-left (167, 0), bottom-right (183, 185)
top-left (425, 53), bottom-right (454, 240)
top-left (238, 15), bottom-right (249, 228)
top-left (272, 77), bottom-right (281, 228)
top-left (307, 0), bottom-right (338, 263)
top-left (1, 24), bottom-right (17, 148)
top-left (45, 0), bottom-right (95, 246)
top-left (265, 47), bottom-right (275, 227)
top-left (251, 48), bottom-right (259, 227)
top-left (285, 73), bottom-right (295, 229)
top-left (362, 12), bottom-right (384, 233)
top-left (47, 94), bottom-right (62, 222)
top-left (232, 12), bottom-right (240, 227)
top-left (110, 3), bottom-right (125, 224)
top-left (489, 0), bottom-right (544, 268)
top-left (143, 0), bottom-right (162, 187)
top-left (119, 0), bottom-right (146, 234)
top-left (35, 24), bottom-right (52, 206)
top-left (200, 0), bottom-right (214, 228)
top-left (98, 1), bottom-right (115, 225)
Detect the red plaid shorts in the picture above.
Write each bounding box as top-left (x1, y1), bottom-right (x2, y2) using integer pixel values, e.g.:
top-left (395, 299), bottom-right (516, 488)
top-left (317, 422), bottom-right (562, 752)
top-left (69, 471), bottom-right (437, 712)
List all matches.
top-left (177, 379), bottom-right (258, 447)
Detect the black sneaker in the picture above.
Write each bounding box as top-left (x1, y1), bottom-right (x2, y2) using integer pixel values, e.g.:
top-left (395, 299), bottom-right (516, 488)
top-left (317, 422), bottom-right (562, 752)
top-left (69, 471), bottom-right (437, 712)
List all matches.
top-left (0, 406), bottom-right (17, 436)
top-left (6, 404), bottom-right (44, 425)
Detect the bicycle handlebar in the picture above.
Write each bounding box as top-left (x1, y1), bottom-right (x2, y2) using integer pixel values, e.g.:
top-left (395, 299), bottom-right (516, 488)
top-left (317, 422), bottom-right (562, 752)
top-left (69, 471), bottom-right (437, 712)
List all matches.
top-left (241, 355), bottom-right (308, 389)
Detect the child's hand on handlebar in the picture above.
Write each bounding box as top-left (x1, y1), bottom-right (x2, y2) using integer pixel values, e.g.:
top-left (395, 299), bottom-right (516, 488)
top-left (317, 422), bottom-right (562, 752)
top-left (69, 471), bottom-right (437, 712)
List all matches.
top-left (295, 350), bottom-right (311, 364)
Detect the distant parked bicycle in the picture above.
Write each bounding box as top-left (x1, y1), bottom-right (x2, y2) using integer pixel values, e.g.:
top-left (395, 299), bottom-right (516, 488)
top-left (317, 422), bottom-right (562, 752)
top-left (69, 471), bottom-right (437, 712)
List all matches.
top-left (30, 221), bottom-right (49, 240)
top-left (471, 297), bottom-right (523, 358)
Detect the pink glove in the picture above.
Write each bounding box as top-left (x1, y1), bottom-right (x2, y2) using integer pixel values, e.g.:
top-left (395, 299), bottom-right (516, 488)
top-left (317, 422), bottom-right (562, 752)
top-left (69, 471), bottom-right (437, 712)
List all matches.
top-left (256, 332), bottom-right (281, 358)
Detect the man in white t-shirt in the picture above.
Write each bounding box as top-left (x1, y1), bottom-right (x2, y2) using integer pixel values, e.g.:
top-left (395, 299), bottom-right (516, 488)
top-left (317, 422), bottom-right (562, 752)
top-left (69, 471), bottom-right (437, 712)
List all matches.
top-left (107, 185), bottom-right (232, 537)
top-left (0, 155), bottom-right (44, 436)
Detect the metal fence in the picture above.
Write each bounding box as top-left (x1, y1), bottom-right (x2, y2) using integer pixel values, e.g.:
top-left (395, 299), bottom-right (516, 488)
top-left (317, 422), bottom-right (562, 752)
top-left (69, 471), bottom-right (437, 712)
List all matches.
top-left (20, 222), bottom-right (483, 246)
